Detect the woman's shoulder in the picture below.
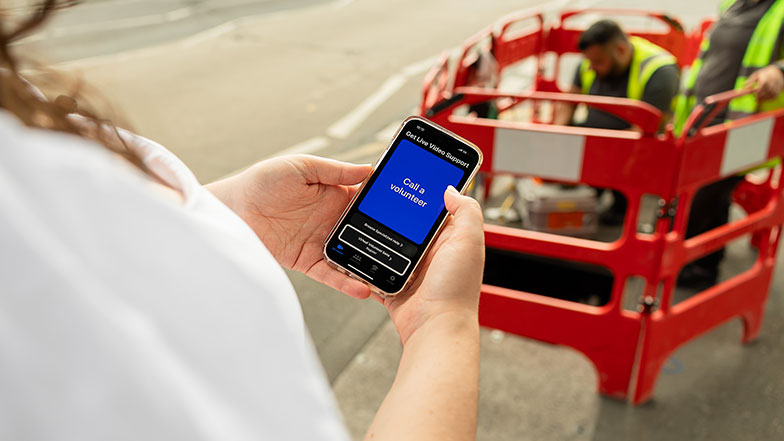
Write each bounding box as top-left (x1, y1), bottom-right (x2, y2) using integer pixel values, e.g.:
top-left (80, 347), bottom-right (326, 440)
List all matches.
top-left (0, 109), bottom-right (350, 441)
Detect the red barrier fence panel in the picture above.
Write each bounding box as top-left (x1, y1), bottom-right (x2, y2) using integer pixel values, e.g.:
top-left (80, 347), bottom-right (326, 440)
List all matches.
top-left (419, 8), bottom-right (783, 402)
top-left (553, 9), bottom-right (688, 64)
top-left (536, 9), bottom-right (688, 93)
top-left (421, 86), bottom-right (784, 403)
top-left (420, 8), bottom-right (691, 117)
top-left (630, 93), bottom-right (784, 403)
top-left (493, 11), bottom-right (545, 73)
top-left (427, 91), bottom-right (677, 399)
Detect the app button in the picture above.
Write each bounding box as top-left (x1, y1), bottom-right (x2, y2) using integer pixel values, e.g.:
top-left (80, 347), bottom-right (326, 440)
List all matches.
top-left (339, 225), bottom-right (411, 275)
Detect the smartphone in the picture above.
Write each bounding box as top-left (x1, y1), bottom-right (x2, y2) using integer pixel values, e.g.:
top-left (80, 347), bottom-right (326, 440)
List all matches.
top-left (322, 116), bottom-right (483, 296)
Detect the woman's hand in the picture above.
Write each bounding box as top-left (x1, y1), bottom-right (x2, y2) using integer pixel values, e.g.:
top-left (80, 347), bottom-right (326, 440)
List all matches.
top-left (207, 155), bottom-right (372, 299)
top-left (380, 186), bottom-right (485, 345)
top-left (208, 154), bottom-right (486, 346)
top-left (362, 187), bottom-right (484, 441)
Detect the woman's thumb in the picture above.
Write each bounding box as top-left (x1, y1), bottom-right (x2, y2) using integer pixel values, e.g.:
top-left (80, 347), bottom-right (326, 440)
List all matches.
top-left (444, 186), bottom-right (484, 231)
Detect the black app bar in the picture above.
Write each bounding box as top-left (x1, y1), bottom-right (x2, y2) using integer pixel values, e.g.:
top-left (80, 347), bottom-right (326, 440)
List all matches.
top-left (339, 225), bottom-right (411, 275)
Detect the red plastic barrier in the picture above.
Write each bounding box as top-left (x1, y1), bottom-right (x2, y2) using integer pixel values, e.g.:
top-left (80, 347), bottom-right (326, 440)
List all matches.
top-left (633, 90), bottom-right (784, 402)
top-left (536, 8), bottom-right (690, 92)
top-left (420, 8), bottom-right (692, 122)
top-left (538, 9), bottom-right (688, 93)
top-left (418, 6), bottom-right (782, 404)
top-left (550, 9), bottom-right (688, 61)
top-left (421, 87), bottom-right (784, 403)
top-left (493, 11), bottom-right (545, 72)
top-left (419, 10), bottom-right (545, 116)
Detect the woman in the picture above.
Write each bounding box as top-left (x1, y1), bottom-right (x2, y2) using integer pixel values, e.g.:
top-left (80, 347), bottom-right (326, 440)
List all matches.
top-left (0, 2), bottom-right (485, 440)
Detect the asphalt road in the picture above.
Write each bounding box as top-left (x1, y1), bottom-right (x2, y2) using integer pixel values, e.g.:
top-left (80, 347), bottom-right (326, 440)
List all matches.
top-left (15, 0), bottom-right (333, 63)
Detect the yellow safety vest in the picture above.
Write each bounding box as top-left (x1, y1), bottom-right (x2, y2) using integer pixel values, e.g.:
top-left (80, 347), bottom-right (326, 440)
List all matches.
top-left (674, 0), bottom-right (784, 135)
top-left (579, 36), bottom-right (678, 101)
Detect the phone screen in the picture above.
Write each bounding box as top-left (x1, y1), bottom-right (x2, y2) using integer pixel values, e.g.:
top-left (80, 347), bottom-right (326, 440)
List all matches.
top-left (324, 117), bottom-right (481, 294)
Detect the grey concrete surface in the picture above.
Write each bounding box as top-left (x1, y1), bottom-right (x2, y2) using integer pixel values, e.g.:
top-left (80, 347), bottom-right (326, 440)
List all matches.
top-left (333, 240), bottom-right (784, 441)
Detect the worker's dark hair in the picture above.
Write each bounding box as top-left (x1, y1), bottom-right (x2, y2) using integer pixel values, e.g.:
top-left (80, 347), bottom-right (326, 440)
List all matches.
top-left (578, 20), bottom-right (628, 51)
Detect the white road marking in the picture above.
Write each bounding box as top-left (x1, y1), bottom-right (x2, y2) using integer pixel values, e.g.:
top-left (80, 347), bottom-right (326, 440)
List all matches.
top-left (181, 20), bottom-right (241, 49)
top-left (16, 7), bottom-right (194, 44)
top-left (322, 0), bottom-right (601, 142)
top-left (273, 136), bottom-right (331, 157)
top-left (401, 55), bottom-right (440, 77)
top-left (327, 74), bottom-right (408, 139)
top-left (325, 53), bottom-right (441, 140)
top-left (333, 142), bottom-right (386, 163)
top-left (375, 120), bottom-right (402, 142)
top-left (332, 0), bottom-right (358, 9)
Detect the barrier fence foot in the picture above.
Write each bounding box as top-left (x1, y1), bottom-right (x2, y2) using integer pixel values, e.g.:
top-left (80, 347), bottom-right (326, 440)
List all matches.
top-left (594, 356), bottom-right (636, 401)
top-left (741, 306), bottom-right (765, 344)
top-left (630, 346), bottom-right (668, 405)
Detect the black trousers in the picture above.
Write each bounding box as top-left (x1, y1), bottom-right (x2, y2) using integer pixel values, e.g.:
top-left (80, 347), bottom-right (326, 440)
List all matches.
top-left (684, 176), bottom-right (743, 269)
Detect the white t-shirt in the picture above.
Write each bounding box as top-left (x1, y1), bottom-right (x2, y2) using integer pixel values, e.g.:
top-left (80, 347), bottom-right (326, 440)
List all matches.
top-left (0, 111), bottom-right (350, 441)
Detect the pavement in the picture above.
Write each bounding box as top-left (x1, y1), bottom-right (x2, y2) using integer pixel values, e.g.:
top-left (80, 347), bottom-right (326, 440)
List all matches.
top-left (332, 227), bottom-right (784, 441)
top-left (20, 0), bottom-right (784, 439)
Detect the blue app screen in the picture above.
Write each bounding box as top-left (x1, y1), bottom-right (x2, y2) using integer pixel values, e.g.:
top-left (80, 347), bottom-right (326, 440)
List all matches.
top-left (359, 139), bottom-right (465, 244)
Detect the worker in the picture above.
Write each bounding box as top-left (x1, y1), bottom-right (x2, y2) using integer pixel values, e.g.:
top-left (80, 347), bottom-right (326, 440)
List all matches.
top-left (674, 0), bottom-right (784, 289)
top-left (553, 19), bottom-right (680, 225)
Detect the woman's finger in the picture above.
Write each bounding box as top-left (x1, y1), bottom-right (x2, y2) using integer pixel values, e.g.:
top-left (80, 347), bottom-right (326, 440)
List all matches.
top-left (444, 186), bottom-right (484, 235)
top-left (294, 155), bottom-right (372, 186)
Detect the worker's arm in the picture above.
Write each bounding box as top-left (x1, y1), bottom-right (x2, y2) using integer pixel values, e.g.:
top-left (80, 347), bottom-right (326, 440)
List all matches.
top-left (748, 61), bottom-right (784, 101)
top-left (553, 84), bottom-right (581, 125)
top-left (554, 66), bottom-right (584, 126)
top-left (640, 64), bottom-right (680, 131)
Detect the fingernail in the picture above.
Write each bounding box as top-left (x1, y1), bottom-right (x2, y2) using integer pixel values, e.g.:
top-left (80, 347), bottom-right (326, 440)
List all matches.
top-left (446, 185), bottom-right (459, 195)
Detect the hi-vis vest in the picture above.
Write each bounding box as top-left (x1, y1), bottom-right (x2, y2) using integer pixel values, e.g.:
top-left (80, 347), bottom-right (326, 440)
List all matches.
top-left (579, 36), bottom-right (678, 101)
top-left (674, 0), bottom-right (784, 135)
